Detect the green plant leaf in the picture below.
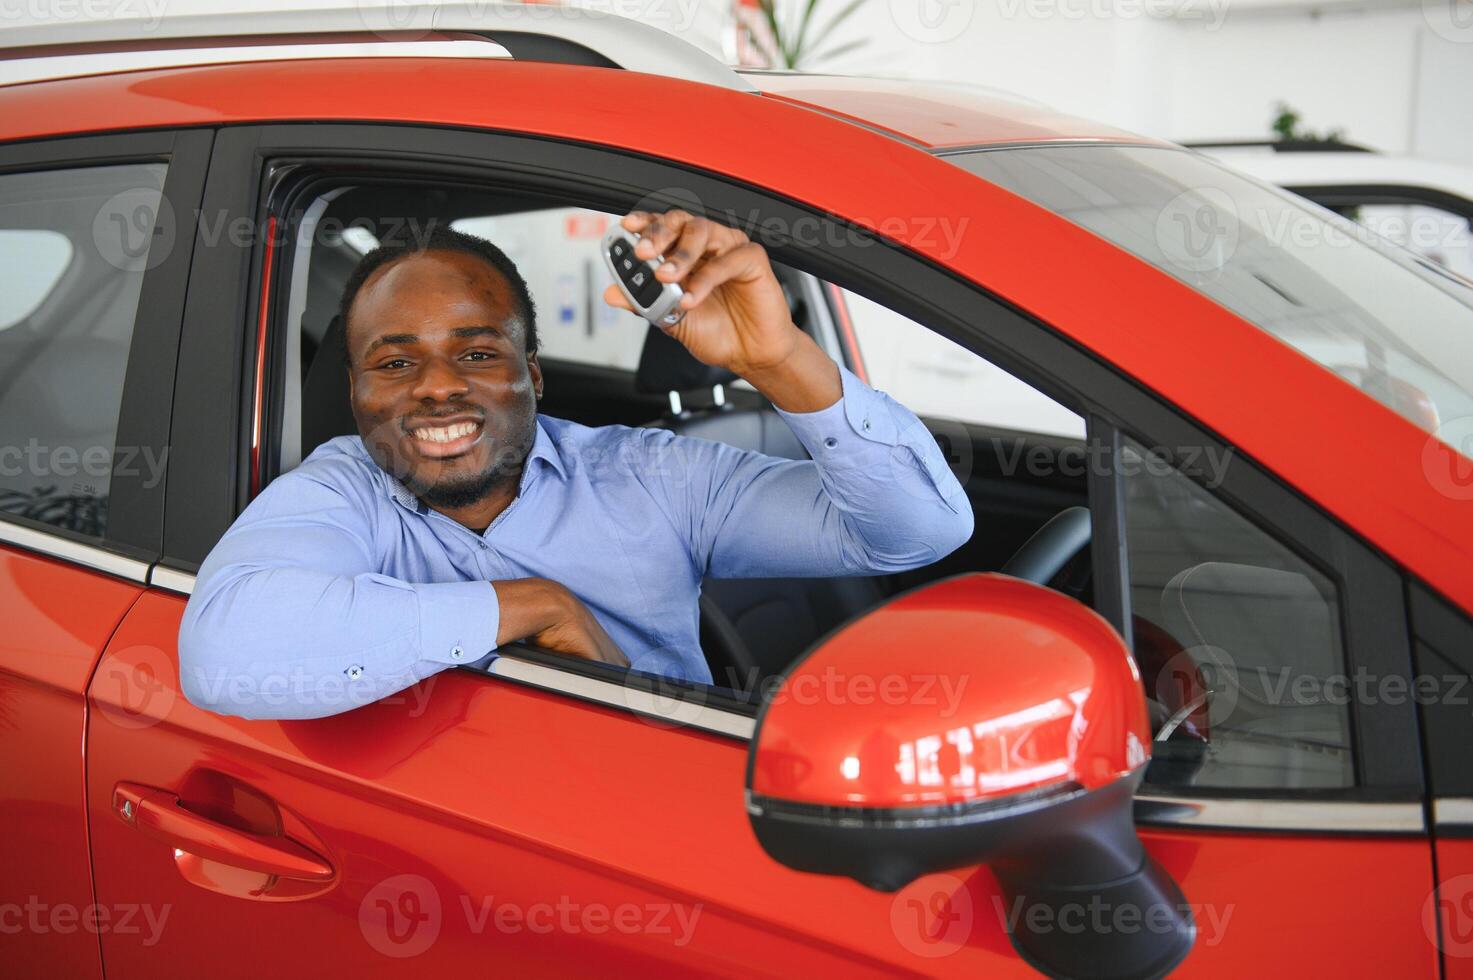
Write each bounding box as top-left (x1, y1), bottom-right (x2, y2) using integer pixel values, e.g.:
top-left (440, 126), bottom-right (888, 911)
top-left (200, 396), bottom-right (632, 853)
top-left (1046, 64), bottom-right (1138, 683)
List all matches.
top-left (757, 0), bottom-right (787, 68)
top-left (810, 37), bottom-right (867, 64)
top-left (792, 0), bottom-right (824, 66)
top-left (823, 0), bottom-right (870, 37)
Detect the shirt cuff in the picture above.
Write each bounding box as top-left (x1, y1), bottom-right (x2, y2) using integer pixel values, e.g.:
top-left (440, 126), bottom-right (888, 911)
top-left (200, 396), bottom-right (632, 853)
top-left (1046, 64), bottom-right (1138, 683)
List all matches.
top-left (412, 580), bottom-right (500, 666)
top-left (773, 364), bottom-right (903, 464)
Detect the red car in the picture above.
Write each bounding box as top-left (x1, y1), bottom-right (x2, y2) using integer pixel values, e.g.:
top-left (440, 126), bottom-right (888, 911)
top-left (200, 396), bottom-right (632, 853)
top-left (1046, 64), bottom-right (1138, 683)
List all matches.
top-left (3, 7), bottom-right (1472, 978)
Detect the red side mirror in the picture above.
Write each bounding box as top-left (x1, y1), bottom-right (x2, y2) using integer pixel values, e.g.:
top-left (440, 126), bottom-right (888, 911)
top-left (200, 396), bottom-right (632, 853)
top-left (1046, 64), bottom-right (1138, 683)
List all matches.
top-left (746, 573), bottom-right (1193, 979)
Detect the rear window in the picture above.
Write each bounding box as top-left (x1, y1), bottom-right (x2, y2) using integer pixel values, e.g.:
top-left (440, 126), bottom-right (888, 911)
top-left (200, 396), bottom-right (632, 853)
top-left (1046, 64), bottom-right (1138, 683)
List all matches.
top-left (0, 230), bottom-right (72, 329)
top-left (0, 163), bottom-right (166, 538)
top-left (947, 145), bottom-right (1473, 455)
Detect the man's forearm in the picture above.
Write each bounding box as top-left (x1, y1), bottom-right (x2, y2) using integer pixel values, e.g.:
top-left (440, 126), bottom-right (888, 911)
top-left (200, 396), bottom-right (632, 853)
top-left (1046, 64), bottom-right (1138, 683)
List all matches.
top-left (490, 578), bottom-right (631, 666)
top-left (739, 330), bottom-right (843, 414)
top-left (179, 565), bottom-right (498, 720)
top-left (491, 577), bottom-right (567, 644)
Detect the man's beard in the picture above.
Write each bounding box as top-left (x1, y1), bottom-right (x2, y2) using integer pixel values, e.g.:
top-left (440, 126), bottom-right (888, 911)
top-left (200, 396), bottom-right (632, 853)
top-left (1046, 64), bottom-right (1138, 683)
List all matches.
top-left (405, 438), bottom-right (530, 510)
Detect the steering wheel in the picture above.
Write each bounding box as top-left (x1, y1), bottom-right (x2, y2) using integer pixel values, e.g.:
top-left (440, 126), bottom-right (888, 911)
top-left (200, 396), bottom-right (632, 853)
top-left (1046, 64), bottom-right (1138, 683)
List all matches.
top-left (1000, 505), bottom-right (1092, 586)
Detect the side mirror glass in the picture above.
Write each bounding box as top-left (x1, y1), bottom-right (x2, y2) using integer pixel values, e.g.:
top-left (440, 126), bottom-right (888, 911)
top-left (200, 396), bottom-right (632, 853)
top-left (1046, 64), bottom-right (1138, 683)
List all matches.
top-left (745, 573), bottom-right (1195, 980)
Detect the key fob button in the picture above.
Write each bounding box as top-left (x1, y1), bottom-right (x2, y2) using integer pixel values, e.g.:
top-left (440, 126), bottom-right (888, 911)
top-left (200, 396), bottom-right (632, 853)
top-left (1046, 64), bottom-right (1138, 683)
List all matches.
top-left (635, 270), bottom-right (666, 306)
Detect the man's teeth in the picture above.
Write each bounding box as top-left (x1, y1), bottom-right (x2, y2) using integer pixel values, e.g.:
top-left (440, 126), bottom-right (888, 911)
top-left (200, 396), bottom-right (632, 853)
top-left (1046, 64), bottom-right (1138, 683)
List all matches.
top-left (412, 421), bottom-right (479, 443)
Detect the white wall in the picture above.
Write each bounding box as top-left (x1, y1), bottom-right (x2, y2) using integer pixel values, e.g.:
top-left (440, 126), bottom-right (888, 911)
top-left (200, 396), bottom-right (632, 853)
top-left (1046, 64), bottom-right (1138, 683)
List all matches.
top-left (780, 0), bottom-right (1473, 164)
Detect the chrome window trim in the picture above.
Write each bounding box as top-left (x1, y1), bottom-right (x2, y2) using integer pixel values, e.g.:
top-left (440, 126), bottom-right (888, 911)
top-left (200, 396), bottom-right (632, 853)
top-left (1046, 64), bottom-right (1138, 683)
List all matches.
top-left (0, 519), bottom-right (150, 583)
top-left (488, 654), bottom-right (755, 740)
top-left (1435, 798), bottom-right (1473, 827)
top-left (1135, 793), bottom-right (1425, 834)
top-left (149, 565), bottom-right (197, 595)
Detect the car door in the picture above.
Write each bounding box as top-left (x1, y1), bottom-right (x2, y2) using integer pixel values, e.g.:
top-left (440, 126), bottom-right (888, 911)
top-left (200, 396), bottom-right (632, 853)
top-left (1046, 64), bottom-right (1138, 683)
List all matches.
top-left (0, 130), bottom-right (207, 978)
top-left (1286, 184), bottom-right (1473, 283)
top-left (83, 124), bottom-right (1045, 979)
top-left (83, 119), bottom-right (1443, 978)
top-left (1409, 584), bottom-right (1473, 979)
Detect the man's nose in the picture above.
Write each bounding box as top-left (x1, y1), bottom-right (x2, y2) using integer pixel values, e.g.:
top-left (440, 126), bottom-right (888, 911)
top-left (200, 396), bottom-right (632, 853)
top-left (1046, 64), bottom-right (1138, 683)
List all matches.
top-left (410, 356), bottom-right (470, 402)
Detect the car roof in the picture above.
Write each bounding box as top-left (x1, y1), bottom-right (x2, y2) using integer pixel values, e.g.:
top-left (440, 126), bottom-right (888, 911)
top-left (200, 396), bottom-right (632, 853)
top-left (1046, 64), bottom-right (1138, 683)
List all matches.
top-left (0, 47), bottom-right (1161, 152)
top-left (742, 70), bottom-right (1164, 150)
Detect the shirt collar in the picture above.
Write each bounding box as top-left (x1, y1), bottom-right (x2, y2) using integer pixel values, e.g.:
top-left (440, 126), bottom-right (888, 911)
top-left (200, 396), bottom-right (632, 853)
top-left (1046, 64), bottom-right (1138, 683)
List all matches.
top-left (382, 416), bottom-right (565, 513)
top-left (525, 415), bottom-right (567, 481)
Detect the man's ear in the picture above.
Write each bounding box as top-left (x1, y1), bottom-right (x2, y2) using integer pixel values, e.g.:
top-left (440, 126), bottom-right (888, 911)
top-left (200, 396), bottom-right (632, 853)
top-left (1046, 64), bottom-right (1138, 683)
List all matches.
top-left (528, 352), bottom-right (544, 402)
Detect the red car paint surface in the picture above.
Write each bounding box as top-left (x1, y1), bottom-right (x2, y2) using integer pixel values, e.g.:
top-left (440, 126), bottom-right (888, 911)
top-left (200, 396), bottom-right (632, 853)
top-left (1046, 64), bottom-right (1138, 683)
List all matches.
top-left (80, 596), bottom-right (1437, 977)
top-left (751, 575), bottom-right (1148, 807)
top-left (1, 548), bottom-right (141, 980)
top-left (0, 53), bottom-right (1461, 979)
top-left (751, 71), bottom-right (1163, 149)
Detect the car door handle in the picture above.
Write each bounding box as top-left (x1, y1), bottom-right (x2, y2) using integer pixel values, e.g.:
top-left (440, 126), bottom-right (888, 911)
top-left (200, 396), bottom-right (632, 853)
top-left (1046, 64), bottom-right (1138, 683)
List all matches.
top-left (113, 782), bottom-right (334, 881)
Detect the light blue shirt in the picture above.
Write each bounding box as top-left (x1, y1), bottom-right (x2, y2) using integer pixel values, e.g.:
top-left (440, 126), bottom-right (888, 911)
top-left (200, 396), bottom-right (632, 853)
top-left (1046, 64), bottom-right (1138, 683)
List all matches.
top-left (179, 367), bottom-right (973, 719)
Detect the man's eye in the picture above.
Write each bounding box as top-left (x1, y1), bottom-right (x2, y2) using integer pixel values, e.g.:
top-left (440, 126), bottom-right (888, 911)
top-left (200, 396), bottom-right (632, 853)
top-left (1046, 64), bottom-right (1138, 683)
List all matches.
top-left (464, 350), bottom-right (497, 362)
top-left (378, 358), bottom-right (411, 370)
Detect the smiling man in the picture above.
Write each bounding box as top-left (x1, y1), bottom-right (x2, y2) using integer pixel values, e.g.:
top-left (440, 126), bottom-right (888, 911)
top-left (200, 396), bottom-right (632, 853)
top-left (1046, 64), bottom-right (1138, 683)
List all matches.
top-left (179, 209), bottom-right (973, 720)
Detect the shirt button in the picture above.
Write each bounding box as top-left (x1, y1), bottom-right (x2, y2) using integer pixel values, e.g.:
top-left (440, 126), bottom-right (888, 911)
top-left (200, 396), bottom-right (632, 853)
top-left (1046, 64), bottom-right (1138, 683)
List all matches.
top-left (823, 437), bottom-right (838, 449)
top-left (451, 646), bottom-right (464, 661)
top-left (862, 418), bottom-right (872, 432)
top-left (345, 664), bottom-right (364, 680)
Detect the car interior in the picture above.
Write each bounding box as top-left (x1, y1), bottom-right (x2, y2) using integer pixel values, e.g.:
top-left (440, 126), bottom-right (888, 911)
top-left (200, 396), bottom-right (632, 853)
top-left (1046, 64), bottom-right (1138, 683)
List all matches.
top-left (270, 180), bottom-right (1095, 701)
top-left (259, 176), bottom-right (1358, 793)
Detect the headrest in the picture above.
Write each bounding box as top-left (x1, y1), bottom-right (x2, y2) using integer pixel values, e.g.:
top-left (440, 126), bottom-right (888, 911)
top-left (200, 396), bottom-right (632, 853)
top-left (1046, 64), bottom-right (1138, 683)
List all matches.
top-left (1162, 562), bottom-right (1337, 682)
top-left (634, 325), bottom-right (737, 395)
top-left (301, 314), bottom-right (357, 459)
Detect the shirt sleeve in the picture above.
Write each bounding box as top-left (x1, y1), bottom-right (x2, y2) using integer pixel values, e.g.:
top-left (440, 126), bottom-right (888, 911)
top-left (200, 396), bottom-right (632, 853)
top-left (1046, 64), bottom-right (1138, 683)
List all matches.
top-left (177, 465), bottom-right (500, 721)
top-left (639, 365), bottom-right (974, 579)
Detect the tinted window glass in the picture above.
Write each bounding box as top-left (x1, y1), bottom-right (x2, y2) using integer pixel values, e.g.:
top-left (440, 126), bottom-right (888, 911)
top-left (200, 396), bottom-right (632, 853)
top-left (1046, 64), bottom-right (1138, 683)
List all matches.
top-left (0, 163), bottom-right (166, 539)
top-left (0, 230), bottom-right (72, 329)
top-left (843, 287), bottom-right (1085, 439)
top-left (950, 145), bottom-right (1473, 449)
top-left (1120, 437), bottom-right (1353, 790)
top-left (1353, 200), bottom-right (1473, 283)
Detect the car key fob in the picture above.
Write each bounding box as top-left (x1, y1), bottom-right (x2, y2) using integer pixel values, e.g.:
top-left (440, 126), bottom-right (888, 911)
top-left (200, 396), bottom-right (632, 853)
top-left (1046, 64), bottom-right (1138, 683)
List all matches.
top-left (602, 225), bottom-right (686, 327)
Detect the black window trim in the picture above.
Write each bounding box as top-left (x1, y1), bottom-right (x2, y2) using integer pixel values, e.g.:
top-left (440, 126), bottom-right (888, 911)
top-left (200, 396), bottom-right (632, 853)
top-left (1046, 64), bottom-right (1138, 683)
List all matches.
top-left (162, 121), bottom-right (1431, 826)
top-left (1285, 182), bottom-right (1473, 226)
top-left (0, 128), bottom-right (212, 578)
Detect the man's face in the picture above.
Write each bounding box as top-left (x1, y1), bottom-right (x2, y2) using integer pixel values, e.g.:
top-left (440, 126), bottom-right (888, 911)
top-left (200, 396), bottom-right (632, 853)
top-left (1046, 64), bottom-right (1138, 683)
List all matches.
top-left (344, 250), bottom-right (543, 509)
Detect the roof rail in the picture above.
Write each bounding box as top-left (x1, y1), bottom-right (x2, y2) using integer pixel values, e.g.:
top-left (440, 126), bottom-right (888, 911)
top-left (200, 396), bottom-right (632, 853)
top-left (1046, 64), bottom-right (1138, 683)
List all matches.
top-left (0, 2), bottom-right (756, 93)
top-left (1183, 139), bottom-right (1375, 154)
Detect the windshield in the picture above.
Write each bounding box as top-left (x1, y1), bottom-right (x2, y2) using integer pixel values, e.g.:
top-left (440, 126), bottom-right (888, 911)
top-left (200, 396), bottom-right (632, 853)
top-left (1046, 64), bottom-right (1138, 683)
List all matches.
top-left (946, 145), bottom-right (1473, 457)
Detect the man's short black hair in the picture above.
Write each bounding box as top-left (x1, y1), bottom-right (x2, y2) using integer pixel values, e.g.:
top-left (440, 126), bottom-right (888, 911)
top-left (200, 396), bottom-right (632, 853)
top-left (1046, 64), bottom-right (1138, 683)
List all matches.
top-left (337, 224), bottom-right (539, 362)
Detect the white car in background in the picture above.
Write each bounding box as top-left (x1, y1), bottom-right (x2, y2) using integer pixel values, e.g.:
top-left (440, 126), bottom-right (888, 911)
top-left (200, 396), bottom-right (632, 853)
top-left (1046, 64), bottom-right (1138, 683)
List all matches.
top-left (1194, 141), bottom-right (1473, 283)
